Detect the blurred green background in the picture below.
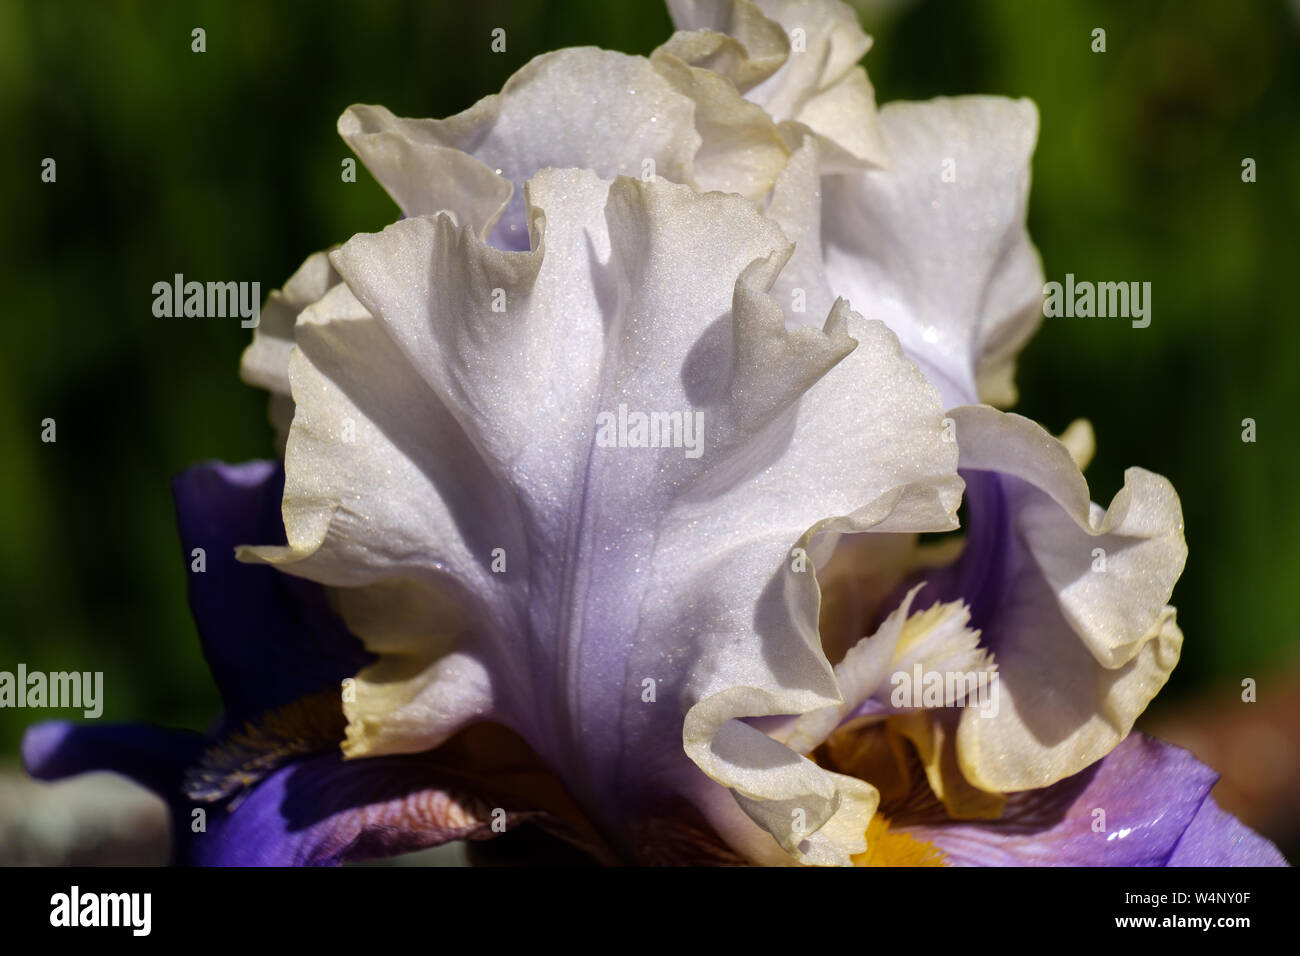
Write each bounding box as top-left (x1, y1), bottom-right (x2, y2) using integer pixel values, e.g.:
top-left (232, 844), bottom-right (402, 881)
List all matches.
top-left (1, 0), bottom-right (1297, 853)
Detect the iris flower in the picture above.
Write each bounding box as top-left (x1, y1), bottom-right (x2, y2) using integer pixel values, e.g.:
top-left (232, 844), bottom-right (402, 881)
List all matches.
top-left (24, 0), bottom-right (1286, 867)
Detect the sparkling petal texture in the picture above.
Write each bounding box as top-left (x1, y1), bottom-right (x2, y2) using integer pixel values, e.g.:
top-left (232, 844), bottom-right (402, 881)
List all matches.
top-left (648, 44), bottom-right (790, 201)
top-left (1166, 795), bottom-right (1289, 867)
top-left (340, 48), bottom-right (703, 250)
top-left (748, 57), bottom-right (1195, 819)
top-left (24, 0), bottom-right (1283, 869)
top-left (241, 167), bottom-right (961, 864)
top-left (816, 96), bottom-right (1042, 408)
top-left (894, 734), bottom-right (1287, 867)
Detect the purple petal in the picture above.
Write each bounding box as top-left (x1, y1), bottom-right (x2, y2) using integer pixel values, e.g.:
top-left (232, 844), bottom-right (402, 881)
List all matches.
top-left (23, 721), bottom-right (205, 794)
top-left (171, 460), bottom-right (372, 729)
top-left (886, 408), bottom-right (1186, 795)
top-left (897, 733), bottom-right (1285, 866)
top-left (191, 750), bottom-right (537, 866)
top-left (22, 720), bottom-right (542, 867)
top-left (924, 469), bottom-right (1013, 641)
top-left (1166, 795), bottom-right (1288, 866)
top-left (22, 721), bottom-right (208, 861)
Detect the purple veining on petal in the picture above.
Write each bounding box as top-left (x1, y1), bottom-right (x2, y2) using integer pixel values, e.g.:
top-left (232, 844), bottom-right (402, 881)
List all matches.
top-left (22, 721), bottom-right (514, 867)
top-left (188, 750), bottom-right (524, 867)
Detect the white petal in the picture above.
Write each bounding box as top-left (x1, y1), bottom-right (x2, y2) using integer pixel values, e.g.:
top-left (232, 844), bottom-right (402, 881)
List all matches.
top-left (244, 169), bottom-right (960, 864)
top-left (239, 250), bottom-right (340, 449)
top-left (765, 130), bottom-right (837, 325)
top-left (659, 1), bottom-right (790, 91)
top-left (821, 96), bottom-right (1043, 408)
top-left (669, 0), bottom-right (887, 169)
top-left (339, 48), bottom-right (701, 250)
top-left (649, 46), bottom-right (790, 201)
top-left (948, 405), bottom-right (1187, 791)
top-left (337, 106), bottom-right (512, 239)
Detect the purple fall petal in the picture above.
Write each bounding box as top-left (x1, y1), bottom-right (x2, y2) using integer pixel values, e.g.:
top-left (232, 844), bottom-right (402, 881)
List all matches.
top-left (22, 721), bottom-right (208, 858)
top-left (896, 733), bottom-right (1287, 866)
top-left (171, 460), bottom-right (372, 731)
top-left (19, 460), bottom-right (388, 865)
top-left (1166, 795), bottom-right (1288, 867)
top-left (22, 720), bottom-right (206, 792)
top-left (190, 750), bottom-right (538, 867)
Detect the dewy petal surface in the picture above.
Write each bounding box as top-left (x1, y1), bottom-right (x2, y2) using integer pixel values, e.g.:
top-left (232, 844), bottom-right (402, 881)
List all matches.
top-left (769, 81), bottom-right (1191, 805)
top-left (242, 167), bottom-right (961, 864)
top-left (648, 44), bottom-right (791, 202)
top-left (339, 48), bottom-right (703, 250)
top-left (815, 96), bottom-right (1044, 408)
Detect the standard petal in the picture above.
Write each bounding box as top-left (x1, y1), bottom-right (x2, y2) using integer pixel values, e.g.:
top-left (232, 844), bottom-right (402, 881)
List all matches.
top-left (765, 130), bottom-right (837, 326)
top-left (239, 252), bottom-right (339, 400)
top-left (820, 96), bottom-right (1043, 408)
top-left (666, 0), bottom-right (887, 170)
top-left (659, 0), bottom-right (790, 91)
top-left (339, 48), bottom-right (701, 251)
top-left (239, 251), bottom-right (341, 449)
top-left (336, 110), bottom-right (513, 239)
top-left (649, 45), bottom-right (790, 201)
top-left (242, 168), bottom-right (960, 864)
